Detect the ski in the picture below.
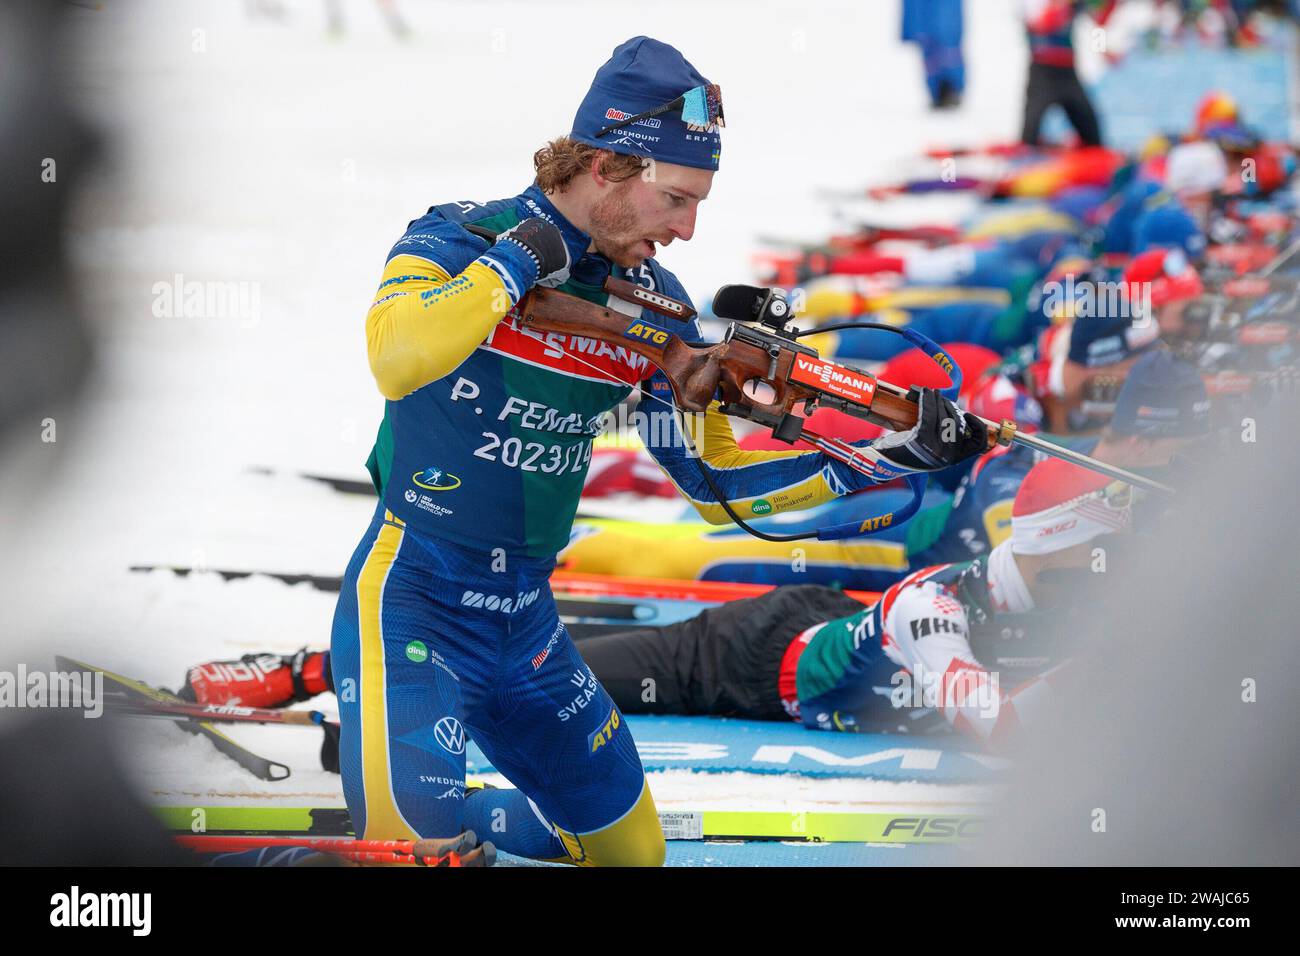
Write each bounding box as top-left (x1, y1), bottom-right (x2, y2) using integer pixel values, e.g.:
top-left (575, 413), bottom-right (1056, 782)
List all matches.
top-left (57, 656), bottom-right (292, 782)
top-left (246, 466), bottom-right (375, 496)
top-left (131, 563), bottom-right (346, 592)
top-left (103, 694), bottom-right (342, 772)
top-left (159, 805), bottom-right (354, 836)
top-left (248, 463), bottom-right (643, 509)
top-left (246, 465), bottom-right (686, 522)
top-left (105, 697), bottom-right (332, 729)
top-left (126, 564), bottom-right (711, 629)
top-left (659, 809), bottom-right (984, 843)
top-left (154, 805), bottom-right (985, 844)
top-left (131, 562), bottom-right (878, 604)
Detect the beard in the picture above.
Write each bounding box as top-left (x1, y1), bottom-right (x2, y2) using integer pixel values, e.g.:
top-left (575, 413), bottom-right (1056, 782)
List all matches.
top-left (587, 183), bottom-right (650, 268)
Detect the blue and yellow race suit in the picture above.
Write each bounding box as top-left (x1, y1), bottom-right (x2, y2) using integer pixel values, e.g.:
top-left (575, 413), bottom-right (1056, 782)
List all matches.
top-left (330, 184), bottom-right (899, 865)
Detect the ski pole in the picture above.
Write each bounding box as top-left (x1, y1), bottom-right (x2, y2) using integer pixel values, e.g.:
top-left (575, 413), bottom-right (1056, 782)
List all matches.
top-left (176, 832), bottom-right (484, 866)
top-left (105, 696), bottom-right (333, 728)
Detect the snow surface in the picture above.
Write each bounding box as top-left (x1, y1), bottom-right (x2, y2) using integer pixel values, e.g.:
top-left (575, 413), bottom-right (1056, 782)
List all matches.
top-left (6, 0), bottom-right (1071, 820)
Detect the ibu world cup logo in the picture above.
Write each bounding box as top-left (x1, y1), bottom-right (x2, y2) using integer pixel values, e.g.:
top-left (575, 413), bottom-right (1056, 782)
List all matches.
top-left (412, 466), bottom-right (461, 491)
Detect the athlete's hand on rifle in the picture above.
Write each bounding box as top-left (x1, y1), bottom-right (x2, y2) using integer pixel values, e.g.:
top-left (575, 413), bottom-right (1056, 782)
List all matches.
top-left (496, 218), bottom-right (589, 289)
top-left (870, 387), bottom-right (988, 475)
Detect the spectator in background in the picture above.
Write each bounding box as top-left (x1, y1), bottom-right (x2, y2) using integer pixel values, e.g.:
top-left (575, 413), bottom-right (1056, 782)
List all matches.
top-left (902, 0), bottom-right (966, 109)
top-left (1021, 1), bottom-right (1116, 146)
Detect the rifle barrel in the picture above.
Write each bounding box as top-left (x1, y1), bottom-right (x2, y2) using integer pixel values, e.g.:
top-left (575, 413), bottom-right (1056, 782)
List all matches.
top-left (1008, 430), bottom-right (1175, 495)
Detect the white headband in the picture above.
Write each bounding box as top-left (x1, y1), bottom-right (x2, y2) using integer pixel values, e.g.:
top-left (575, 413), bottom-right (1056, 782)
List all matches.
top-left (1010, 489), bottom-right (1131, 556)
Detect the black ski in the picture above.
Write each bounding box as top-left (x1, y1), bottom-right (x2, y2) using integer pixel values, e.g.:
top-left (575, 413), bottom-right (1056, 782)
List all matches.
top-left (129, 565), bottom-right (658, 634)
top-left (245, 466), bottom-right (669, 520)
top-left (247, 466), bottom-right (375, 496)
top-left (131, 563), bottom-right (344, 592)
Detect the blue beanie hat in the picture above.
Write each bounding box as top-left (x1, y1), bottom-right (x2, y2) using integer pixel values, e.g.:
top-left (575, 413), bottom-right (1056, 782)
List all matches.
top-left (1132, 199), bottom-right (1207, 259)
top-left (570, 36), bottom-right (722, 171)
top-left (1068, 315), bottom-right (1160, 368)
top-left (1111, 350), bottom-right (1211, 437)
top-left (1101, 179), bottom-right (1162, 255)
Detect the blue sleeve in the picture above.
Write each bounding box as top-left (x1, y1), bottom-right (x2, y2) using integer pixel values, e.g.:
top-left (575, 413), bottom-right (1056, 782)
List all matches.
top-left (386, 203), bottom-right (541, 307)
top-left (385, 209), bottom-right (485, 273)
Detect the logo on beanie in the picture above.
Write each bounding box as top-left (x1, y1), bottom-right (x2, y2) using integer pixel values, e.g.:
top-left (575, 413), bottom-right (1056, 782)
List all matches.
top-left (1037, 518), bottom-right (1080, 539)
top-left (604, 106), bottom-right (661, 129)
top-left (607, 131), bottom-right (660, 150)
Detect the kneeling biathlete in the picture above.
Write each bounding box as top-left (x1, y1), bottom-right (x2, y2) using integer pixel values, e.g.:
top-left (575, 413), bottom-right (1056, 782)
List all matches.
top-left (322, 36), bottom-right (985, 866)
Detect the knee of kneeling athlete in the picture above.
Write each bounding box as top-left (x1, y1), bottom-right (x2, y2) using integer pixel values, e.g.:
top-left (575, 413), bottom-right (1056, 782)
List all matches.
top-left (559, 785), bottom-right (665, 867)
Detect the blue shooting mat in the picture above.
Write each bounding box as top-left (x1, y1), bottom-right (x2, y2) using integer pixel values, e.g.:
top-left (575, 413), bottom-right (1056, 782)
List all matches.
top-left (660, 840), bottom-right (960, 866)
top-left (499, 841), bottom-right (963, 867)
top-left (466, 715), bottom-right (1004, 783)
top-left (1045, 35), bottom-right (1296, 150)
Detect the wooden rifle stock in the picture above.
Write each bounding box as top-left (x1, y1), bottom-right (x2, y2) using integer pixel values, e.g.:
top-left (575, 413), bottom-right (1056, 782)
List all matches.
top-left (515, 286), bottom-right (955, 442)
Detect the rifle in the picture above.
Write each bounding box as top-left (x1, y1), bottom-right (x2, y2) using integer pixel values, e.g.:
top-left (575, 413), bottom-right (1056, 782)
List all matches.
top-left (511, 279), bottom-right (1174, 541)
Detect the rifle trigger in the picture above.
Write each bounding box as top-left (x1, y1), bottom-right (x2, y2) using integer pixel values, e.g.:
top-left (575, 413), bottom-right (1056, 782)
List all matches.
top-left (766, 343), bottom-right (781, 380)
